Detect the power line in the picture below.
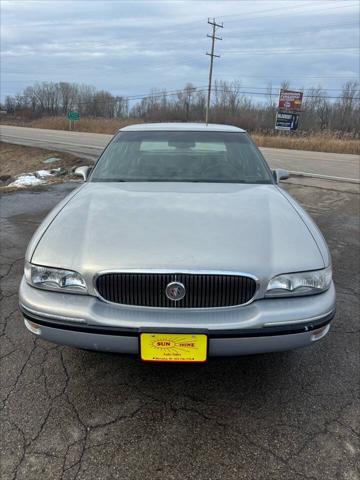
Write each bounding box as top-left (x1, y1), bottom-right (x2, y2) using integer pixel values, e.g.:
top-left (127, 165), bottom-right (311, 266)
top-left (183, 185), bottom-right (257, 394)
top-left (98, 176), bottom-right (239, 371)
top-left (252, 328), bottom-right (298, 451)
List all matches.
top-left (216, 1), bottom-right (359, 23)
top-left (155, 18), bottom-right (358, 42)
top-left (173, 1), bottom-right (359, 30)
top-left (224, 21), bottom-right (358, 39)
top-left (125, 86), bottom-right (208, 100)
top-left (83, 89), bottom-right (360, 103)
top-left (225, 47), bottom-right (358, 56)
top-left (213, 83), bottom-right (353, 92)
top-left (217, 74), bottom-right (359, 79)
top-left (205, 18), bottom-right (223, 124)
top-left (227, 46), bottom-right (357, 52)
top-left (5, 82), bottom-right (360, 108)
top-left (7, 86), bottom-right (360, 106)
top-left (127, 89), bottom-right (360, 102)
top-left (96, 83), bottom-right (360, 102)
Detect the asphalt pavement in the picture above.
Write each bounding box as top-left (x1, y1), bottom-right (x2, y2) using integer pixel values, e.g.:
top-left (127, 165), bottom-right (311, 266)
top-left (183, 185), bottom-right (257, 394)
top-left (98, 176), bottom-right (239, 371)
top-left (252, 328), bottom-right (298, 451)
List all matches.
top-left (1, 125), bottom-right (359, 182)
top-left (0, 179), bottom-right (359, 480)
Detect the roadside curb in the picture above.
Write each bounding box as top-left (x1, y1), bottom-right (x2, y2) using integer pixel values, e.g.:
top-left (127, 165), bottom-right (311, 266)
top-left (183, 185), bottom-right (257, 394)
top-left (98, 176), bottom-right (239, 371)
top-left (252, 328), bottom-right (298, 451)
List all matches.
top-left (289, 170), bottom-right (360, 185)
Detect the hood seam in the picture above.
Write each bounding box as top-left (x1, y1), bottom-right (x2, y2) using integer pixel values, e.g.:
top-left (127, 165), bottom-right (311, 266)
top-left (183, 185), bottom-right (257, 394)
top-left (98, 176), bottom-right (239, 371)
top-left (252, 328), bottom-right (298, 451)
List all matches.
top-left (30, 184), bottom-right (87, 263)
top-left (275, 186), bottom-right (326, 267)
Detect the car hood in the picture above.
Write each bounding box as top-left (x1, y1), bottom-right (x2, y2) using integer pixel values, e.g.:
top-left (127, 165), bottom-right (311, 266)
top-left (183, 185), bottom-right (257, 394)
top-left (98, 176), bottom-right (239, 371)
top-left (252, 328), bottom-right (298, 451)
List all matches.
top-left (31, 182), bottom-right (325, 286)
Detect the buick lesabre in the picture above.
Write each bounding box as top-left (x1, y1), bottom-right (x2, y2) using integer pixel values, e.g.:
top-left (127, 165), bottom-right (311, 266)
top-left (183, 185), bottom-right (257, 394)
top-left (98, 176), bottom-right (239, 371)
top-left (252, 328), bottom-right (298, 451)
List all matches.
top-left (19, 123), bottom-right (336, 362)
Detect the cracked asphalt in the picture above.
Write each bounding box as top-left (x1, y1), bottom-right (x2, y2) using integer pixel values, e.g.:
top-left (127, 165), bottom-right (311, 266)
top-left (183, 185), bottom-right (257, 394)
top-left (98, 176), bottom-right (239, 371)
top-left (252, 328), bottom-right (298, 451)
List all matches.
top-left (0, 180), bottom-right (359, 480)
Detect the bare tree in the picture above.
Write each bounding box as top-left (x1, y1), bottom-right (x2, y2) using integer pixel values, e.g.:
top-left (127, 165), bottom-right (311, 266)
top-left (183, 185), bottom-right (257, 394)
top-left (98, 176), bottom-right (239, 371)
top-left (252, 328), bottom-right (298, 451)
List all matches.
top-left (335, 81), bottom-right (359, 132)
top-left (3, 80), bottom-right (359, 136)
top-left (177, 83), bottom-right (196, 121)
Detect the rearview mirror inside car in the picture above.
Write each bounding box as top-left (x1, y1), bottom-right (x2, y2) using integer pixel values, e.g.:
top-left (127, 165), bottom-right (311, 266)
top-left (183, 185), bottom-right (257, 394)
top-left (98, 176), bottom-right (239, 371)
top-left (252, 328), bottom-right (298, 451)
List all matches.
top-left (168, 140), bottom-right (196, 149)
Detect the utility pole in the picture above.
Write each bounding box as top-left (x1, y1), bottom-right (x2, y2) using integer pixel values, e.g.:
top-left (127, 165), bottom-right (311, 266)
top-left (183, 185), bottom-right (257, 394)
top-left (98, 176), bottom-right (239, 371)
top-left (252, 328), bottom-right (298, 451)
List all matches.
top-left (205, 18), bottom-right (223, 124)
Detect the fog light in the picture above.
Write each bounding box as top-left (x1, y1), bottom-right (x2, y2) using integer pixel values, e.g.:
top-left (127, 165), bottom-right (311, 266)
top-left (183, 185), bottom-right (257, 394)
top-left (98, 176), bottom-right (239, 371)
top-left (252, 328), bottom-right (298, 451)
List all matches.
top-left (311, 324), bottom-right (330, 342)
top-left (24, 319), bottom-right (42, 335)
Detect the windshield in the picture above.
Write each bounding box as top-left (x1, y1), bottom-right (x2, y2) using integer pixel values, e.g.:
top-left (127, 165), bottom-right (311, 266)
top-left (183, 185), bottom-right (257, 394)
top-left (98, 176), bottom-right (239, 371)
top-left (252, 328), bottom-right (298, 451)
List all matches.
top-left (90, 130), bottom-right (273, 184)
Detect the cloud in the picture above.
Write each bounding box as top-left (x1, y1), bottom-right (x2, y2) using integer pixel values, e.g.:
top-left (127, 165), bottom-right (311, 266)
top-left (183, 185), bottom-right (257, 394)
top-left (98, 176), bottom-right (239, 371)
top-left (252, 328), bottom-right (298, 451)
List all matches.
top-left (1, 0), bottom-right (359, 101)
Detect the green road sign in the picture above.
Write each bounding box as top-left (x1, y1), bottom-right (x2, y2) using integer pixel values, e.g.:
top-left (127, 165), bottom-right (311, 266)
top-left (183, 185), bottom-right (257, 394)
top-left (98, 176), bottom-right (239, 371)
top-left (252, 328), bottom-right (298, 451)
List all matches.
top-left (67, 111), bottom-right (80, 121)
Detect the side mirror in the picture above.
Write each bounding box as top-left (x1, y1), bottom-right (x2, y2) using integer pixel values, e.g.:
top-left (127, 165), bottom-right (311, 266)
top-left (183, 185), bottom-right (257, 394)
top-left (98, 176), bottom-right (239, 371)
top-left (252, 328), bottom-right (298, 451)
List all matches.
top-left (273, 168), bottom-right (289, 184)
top-left (74, 166), bottom-right (92, 181)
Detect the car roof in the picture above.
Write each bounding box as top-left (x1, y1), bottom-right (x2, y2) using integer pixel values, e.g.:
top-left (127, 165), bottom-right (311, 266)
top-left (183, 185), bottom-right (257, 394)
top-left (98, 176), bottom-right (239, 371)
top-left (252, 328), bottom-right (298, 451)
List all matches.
top-left (119, 122), bottom-right (246, 133)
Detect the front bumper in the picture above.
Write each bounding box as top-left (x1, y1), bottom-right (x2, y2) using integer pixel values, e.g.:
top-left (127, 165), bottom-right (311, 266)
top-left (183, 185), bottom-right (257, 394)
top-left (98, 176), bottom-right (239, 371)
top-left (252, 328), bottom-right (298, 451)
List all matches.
top-left (19, 277), bottom-right (336, 356)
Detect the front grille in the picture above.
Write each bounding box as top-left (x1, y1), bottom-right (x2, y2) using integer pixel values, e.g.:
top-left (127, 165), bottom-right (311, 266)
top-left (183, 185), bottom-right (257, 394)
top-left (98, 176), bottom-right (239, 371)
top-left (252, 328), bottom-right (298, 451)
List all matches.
top-left (96, 272), bottom-right (256, 308)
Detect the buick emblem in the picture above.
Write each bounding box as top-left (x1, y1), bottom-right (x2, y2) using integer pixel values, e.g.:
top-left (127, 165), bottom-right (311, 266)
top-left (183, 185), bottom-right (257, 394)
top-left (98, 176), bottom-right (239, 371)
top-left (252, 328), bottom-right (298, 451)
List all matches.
top-left (165, 281), bottom-right (186, 301)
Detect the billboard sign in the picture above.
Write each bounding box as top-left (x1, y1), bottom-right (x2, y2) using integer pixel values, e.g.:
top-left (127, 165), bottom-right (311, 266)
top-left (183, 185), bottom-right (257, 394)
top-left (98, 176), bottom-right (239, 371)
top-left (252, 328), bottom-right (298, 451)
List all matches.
top-left (278, 90), bottom-right (303, 111)
top-left (275, 112), bottom-right (299, 131)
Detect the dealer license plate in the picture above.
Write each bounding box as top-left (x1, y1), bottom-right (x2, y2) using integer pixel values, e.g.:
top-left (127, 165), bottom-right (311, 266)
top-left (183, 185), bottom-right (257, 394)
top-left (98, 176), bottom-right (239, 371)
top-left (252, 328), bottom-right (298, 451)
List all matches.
top-left (140, 333), bottom-right (207, 362)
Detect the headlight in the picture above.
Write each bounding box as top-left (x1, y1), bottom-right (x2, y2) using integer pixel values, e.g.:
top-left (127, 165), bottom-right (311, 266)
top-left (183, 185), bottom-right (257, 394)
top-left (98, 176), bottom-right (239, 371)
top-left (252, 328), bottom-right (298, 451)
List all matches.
top-left (24, 262), bottom-right (87, 293)
top-left (266, 266), bottom-right (332, 297)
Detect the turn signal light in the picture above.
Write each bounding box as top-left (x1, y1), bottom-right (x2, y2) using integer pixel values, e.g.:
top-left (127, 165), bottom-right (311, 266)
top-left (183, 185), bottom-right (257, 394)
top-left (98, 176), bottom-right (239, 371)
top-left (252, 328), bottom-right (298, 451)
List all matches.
top-left (24, 319), bottom-right (42, 335)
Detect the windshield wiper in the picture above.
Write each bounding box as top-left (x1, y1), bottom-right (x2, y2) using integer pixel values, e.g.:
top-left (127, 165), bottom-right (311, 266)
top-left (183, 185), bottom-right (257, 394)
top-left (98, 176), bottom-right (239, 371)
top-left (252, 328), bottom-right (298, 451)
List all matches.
top-left (91, 178), bottom-right (130, 182)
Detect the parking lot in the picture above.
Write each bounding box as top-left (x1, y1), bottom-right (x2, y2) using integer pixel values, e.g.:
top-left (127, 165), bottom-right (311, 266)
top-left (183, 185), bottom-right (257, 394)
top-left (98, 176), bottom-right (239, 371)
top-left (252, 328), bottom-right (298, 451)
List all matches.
top-left (0, 180), bottom-right (359, 480)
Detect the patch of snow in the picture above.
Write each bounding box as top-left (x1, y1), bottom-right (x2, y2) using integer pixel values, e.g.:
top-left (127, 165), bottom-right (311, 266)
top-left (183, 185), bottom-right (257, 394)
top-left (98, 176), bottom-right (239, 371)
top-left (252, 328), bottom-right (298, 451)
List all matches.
top-left (35, 169), bottom-right (53, 178)
top-left (8, 174), bottom-right (44, 188)
top-left (7, 168), bottom-right (63, 188)
top-left (43, 157), bottom-right (60, 164)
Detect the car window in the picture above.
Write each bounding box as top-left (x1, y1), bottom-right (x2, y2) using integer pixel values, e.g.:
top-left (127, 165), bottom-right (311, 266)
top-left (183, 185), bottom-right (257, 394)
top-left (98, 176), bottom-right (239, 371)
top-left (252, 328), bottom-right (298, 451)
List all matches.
top-left (90, 131), bottom-right (273, 184)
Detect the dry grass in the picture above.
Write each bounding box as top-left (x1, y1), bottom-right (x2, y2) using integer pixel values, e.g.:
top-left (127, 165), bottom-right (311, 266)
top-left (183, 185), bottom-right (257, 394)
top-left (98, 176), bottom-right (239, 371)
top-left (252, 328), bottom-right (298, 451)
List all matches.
top-left (31, 116), bottom-right (139, 134)
top-left (1, 116), bottom-right (359, 154)
top-left (0, 143), bottom-right (88, 192)
top-left (1, 116), bottom-right (140, 135)
top-left (252, 134), bottom-right (360, 155)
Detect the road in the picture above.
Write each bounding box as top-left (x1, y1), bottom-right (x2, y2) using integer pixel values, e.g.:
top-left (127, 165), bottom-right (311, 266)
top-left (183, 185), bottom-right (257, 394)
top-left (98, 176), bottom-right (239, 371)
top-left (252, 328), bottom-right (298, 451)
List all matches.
top-left (1, 125), bottom-right (359, 182)
top-left (0, 180), bottom-right (359, 480)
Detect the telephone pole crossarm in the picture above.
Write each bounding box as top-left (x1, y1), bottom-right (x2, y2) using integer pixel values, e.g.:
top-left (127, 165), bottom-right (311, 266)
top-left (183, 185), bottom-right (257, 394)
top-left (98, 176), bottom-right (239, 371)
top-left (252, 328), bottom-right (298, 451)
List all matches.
top-left (205, 18), bottom-right (223, 124)
top-left (207, 34), bottom-right (222, 41)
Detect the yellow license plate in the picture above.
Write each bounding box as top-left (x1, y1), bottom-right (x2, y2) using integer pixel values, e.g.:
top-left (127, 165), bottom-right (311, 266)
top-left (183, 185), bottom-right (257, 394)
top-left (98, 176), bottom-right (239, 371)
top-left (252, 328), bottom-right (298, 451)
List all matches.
top-left (140, 333), bottom-right (207, 363)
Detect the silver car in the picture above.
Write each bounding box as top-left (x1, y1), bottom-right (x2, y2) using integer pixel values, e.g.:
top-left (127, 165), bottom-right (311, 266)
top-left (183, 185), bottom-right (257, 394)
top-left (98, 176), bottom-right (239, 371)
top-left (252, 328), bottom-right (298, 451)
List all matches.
top-left (19, 123), bottom-right (336, 362)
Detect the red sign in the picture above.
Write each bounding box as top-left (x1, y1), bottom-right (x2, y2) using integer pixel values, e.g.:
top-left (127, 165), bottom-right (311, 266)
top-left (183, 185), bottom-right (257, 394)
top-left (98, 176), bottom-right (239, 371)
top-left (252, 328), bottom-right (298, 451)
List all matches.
top-left (278, 90), bottom-right (303, 111)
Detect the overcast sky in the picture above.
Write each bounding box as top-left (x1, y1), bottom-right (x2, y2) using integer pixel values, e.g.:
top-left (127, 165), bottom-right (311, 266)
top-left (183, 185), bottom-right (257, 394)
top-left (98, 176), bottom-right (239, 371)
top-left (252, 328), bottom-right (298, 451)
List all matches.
top-left (1, 0), bottom-right (359, 103)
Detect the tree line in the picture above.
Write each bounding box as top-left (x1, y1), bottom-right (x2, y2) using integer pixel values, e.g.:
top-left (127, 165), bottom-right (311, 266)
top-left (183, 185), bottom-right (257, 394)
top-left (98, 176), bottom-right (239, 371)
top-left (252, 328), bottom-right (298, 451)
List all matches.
top-left (2, 80), bottom-right (359, 134)
top-left (3, 82), bottom-right (129, 119)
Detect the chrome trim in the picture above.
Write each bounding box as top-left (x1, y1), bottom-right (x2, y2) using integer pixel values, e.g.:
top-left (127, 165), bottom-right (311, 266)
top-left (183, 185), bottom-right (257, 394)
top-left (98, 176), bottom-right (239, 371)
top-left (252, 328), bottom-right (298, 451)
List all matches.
top-left (263, 309), bottom-right (335, 327)
top-left (92, 269), bottom-right (260, 310)
top-left (20, 304), bottom-right (87, 324)
top-left (165, 281), bottom-right (186, 301)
